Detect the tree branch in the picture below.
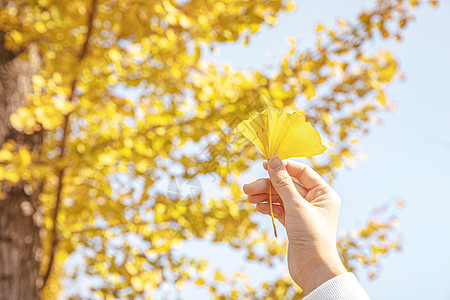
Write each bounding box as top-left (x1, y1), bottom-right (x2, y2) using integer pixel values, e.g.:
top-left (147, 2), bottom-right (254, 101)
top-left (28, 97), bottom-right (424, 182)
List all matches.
top-left (40, 0), bottom-right (98, 289)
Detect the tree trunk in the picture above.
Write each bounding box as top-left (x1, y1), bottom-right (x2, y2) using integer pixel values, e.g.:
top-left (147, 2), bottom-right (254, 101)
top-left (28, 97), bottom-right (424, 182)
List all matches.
top-left (0, 39), bottom-right (43, 300)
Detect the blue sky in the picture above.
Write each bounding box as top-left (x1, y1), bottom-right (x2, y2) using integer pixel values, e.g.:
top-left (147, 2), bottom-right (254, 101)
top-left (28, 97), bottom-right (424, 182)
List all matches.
top-left (198, 0), bottom-right (450, 299)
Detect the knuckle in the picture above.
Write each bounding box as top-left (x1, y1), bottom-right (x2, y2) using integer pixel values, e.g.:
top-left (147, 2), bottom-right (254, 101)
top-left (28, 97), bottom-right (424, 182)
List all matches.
top-left (311, 185), bottom-right (341, 208)
top-left (311, 185), bottom-right (329, 198)
top-left (273, 171), bottom-right (292, 188)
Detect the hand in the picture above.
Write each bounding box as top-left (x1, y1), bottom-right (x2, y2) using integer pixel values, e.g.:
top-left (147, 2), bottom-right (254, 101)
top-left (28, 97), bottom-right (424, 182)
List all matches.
top-left (243, 156), bottom-right (347, 294)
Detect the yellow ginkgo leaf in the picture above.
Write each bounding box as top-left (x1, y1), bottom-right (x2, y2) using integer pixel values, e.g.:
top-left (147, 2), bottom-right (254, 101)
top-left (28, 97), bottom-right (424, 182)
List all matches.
top-left (237, 107), bottom-right (326, 237)
top-left (238, 107), bottom-right (326, 160)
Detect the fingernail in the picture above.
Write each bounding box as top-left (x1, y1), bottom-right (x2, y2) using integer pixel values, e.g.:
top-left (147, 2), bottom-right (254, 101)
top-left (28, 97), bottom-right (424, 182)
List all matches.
top-left (269, 156), bottom-right (282, 170)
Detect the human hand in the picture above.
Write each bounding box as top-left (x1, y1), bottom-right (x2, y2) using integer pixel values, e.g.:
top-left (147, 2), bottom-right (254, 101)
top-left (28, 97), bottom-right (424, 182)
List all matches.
top-left (243, 156), bottom-right (347, 294)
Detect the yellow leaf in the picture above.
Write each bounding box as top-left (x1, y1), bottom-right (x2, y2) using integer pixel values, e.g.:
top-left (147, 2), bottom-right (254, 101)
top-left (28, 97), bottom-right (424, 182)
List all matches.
top-left (316, 23), bottom-right (324, 32)
top-left (38, 0), bottom-right (50, 6)
top-left (135, 159), bottom-right (150, 173)
top-left (98, 152), bottom-right (116, 166)
top-left (0, 149), bottom-right (13, 161)
top-left (332, 154), bottom-right (343, 168)
top-left (10, 107), bottom-right (36, 131)
top-left (237, 107), bottom-right (326, 160)
top-left (285, 0), bottom-right (297, 12)
top-left (214, 271), bottom-right (225, 282)
top-left (5, 171), bottom-right (19, 183)
top-left (286, 35), bottom-right (296, 46)
top-left (125, 263), bottom-right (138, 276)
top-left (266, 15), bottom-right (277, 26)
top-left (131, 277), bottom-right (143, 292)
top-left (19, 148), bottom-right (31, 166)
top-left (32, 75), bottom-right (46, 90)
top-left (303, 83), bottom-right (316, 99)
top-left (108, 48), bottom-right (122, 63)
top-left (337, 19), bottom-right (347, 27)
top-left (376, 91), bottom-right (387, 107)
top-left (429, 0), bottom-right (438, 7)
top-left (9, 30), bottom-right (23, 44)
top-left (34, 21), bottom-right (47, 33)
top-left (54, 99), bottom-right (75, 114)
top-left (322, 112), bottom-right (334, 125)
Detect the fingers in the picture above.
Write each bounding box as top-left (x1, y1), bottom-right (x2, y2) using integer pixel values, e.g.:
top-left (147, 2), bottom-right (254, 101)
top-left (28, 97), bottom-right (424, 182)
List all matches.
top-left (285, 160), bottom-right (329, 190)
top-left (267, 156), bottom-right (305, 208)
top-left (243, 178), bottom-right (307, 198)
top-left (243, 178), bottom-right (272, 195)
top-left (248, 193), bottom-right (284, 206)
top-left (264, 159), bottom-right (328, 190)
top-left (256, 203), bottom-right (285, 226)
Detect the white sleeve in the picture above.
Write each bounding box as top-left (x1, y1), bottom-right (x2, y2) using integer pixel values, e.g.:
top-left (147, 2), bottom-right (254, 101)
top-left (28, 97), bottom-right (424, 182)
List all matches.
top-left (304, 272), bottom-right (370, 300)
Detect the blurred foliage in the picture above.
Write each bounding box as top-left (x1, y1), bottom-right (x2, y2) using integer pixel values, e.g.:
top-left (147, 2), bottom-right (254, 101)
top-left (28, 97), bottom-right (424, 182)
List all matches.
top-left (0, 0), bottom-right (438, 298)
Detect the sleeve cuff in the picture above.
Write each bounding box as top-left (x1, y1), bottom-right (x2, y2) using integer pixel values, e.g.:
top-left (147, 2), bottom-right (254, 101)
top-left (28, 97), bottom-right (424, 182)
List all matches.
top-left (304, 272), bottom-right (370, 300)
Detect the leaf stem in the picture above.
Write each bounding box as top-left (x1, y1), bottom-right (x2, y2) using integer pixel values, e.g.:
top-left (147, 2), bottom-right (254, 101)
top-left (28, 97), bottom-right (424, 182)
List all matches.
top-left (269, 184), bottom-right (277, 238)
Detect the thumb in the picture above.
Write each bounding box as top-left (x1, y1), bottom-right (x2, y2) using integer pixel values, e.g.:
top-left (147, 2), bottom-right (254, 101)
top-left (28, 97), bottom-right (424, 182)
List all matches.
top-left (268, 156), bottom-right (305, 208)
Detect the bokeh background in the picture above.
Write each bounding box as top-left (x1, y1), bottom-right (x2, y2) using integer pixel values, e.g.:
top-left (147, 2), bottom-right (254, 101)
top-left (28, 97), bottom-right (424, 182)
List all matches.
top-left (1, 0), bottom-right (449, 299)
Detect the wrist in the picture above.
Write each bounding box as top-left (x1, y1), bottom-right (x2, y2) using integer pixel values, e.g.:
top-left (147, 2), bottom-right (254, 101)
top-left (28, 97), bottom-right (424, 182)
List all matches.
top-left (291, 251), bottom-right (347, 295)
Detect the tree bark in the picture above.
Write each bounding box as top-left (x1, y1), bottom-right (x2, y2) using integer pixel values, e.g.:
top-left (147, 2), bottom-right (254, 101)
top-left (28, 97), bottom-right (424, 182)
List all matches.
top-left (0, 38), bottom-right (43, 300)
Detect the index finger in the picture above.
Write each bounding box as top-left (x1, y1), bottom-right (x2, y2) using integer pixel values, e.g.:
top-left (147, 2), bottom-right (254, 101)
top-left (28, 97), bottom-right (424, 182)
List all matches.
top-left (263, 159), bottom-right (328, 190)
top-left (243, 177), bottom-right (308, 198)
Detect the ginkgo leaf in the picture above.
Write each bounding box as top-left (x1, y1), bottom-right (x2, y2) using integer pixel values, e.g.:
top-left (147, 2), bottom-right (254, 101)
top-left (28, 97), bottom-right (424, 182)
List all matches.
top-left (237, 107), bottom-right (326, 237)
top-left (237, 107), bottom-right (326, 160)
